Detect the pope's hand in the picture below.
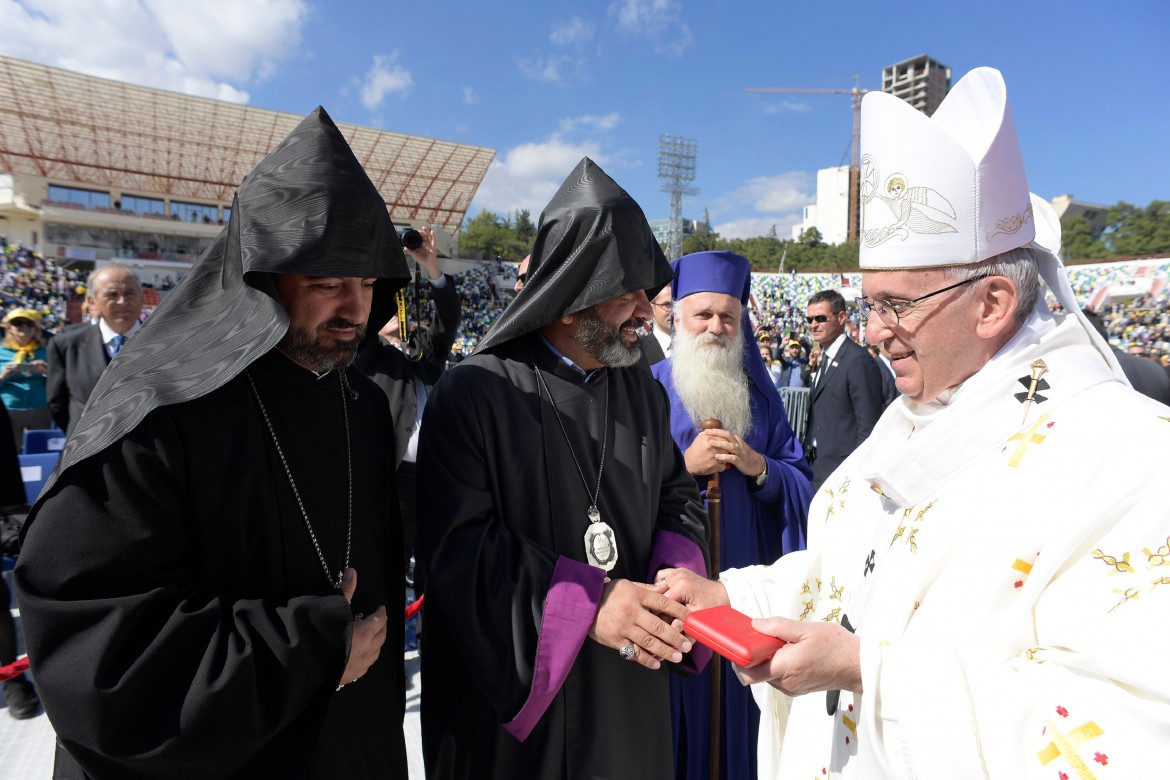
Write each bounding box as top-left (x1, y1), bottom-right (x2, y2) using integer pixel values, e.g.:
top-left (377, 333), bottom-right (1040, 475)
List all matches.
top-left (655, 567), bottom-right (729, 612)
top-left (734, 616), bottom-right (862, 696)
top-left (589, 579), bottom-right (692, 670)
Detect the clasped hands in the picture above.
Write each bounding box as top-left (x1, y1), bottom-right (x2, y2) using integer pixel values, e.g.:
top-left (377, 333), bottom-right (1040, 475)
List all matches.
top-left (652, 567), bottom-right (862, 696)
top-left (684, 427), bottom-right (765, 479)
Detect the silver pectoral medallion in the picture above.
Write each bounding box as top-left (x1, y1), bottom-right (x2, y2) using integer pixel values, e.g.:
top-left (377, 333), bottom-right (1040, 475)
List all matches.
top-left (584, 509), bottom-right (618, 572)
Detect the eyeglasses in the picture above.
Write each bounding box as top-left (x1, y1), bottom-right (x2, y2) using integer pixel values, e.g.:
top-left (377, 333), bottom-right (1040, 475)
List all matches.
top-left (516, 272), bottom-right (528, 284)
top-left (805, 314), bottom-right (831, 324)
top-left (858, 274), bottom-right (990, 327)
top-left (7, 320), bottom-right (35, 328)
top-left (650, 302), bottom-right (671, 310)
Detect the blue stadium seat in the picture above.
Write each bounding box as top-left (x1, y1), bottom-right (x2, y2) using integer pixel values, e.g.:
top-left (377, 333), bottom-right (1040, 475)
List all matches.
top-left (22, 428), bottom-right (67, 455)
top-left (18, 452), bottom-right (59, 505)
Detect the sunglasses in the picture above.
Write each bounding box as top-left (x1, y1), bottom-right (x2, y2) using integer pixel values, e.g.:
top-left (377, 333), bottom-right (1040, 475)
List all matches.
top-left (805, 314), bottom-right (831, 324)
top-left (7, 320), bottom-right (36, 328)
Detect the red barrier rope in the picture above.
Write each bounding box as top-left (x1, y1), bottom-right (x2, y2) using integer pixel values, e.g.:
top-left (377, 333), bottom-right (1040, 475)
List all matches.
top-left (405, 594), bottom-right (424, 620)
top-left (0, 656), bottom-right (29, 683)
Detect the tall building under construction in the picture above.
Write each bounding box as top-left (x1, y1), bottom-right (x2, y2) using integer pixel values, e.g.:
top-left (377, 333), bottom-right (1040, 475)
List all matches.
top-left (881, 55), bottom-right (952, 116)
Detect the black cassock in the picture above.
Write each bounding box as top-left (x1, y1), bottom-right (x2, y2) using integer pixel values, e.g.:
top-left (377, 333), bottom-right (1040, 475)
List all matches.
top-left (417, 335), bottom-right (708, 780)
top-left (16, 350), bottom-right (406, 779)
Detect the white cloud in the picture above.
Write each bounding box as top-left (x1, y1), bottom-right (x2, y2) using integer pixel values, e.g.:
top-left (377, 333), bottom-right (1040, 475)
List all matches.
top-left (462, 85), bottom-right (478, 105)
top-left (763, 101), bottom-right (813, 114)
top-left (608, 0), bottom-right (692, 56)
top-left (719, 172), bottom-right (812, 214)
top-left (515, 53), bottom-right (571, 84)
top-left (559, 112), bottom-right (621, 134)
top-left (360, 53), bottom-right (413, 109)
top-left (0, 0), bottom-right (308, 103)
top-left (471, 136), bottom-right (607, 217)
top-left (715, 215), bottom-right (804, 240)
top-left (705, 172), bottom-right (813, 239)
top-left (550, 16), bottom-right (595, 46)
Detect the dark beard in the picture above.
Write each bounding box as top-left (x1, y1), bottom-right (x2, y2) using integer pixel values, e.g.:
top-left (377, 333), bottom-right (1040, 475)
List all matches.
top-left (575, 310), bottom-right (644, 368)
top-left (278, 317), bottom-right (366, 373)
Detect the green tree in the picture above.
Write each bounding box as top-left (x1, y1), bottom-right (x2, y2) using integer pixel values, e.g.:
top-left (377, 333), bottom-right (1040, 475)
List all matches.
top-left (1060, 215), bottom-right (1104, 262)
top-left (681, 207), bottom-right (725, 255)
top-left (513, 208), bottom-right (537, 249)
top-left (460, 211), bottom-right (515, 260)
top-left (798, 226), bottom-right (823, 247)
top-left (1101, 200), bottom-right (1170, 257)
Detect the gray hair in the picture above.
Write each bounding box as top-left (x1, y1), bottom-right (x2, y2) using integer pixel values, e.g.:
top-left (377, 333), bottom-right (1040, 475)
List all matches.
top-left (87, 264), bottom-right (142, 293)
top-left (943, 246), bottom-right (1040, 330)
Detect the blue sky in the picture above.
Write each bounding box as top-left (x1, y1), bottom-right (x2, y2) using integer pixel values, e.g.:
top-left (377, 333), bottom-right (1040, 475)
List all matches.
top-left (2, 0), bottom-right (1167, 239)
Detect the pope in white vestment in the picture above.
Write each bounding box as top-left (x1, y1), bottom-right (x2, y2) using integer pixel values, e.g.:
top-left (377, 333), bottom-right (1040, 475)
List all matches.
top-left (723, 304), bottom-right (1170, 778)
top-left (661, 67), bottom-right (1170, 779)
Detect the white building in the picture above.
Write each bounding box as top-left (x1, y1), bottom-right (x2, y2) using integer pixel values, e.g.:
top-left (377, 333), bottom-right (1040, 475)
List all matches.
top-left (792, 165), bottom-right (851, 245)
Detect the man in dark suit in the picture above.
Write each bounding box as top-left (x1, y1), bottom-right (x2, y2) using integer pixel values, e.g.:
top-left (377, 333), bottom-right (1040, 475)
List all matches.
top-left (638, 284), bottom-right (671, 366)
top-left (355, 227), bottom-right (461, 591)
top-left (1083, 309), bottom-right (1170, 405)
top-left (47, 265), bottom-right (142, 435)
top-left (803, 289), bottom-right (885, 490)
top-left (868, 343), bottom-right (900, 407)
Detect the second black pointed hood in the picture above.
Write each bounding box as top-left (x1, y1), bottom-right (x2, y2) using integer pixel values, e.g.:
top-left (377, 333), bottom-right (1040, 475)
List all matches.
top-left (475, 157), bottom-right (672, 354)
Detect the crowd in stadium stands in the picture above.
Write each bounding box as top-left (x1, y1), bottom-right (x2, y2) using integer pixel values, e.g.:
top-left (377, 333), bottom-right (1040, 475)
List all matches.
top-left (3, 238), bottom-right (1169, 367)
top-left (1, 243), bottom-right (84, 332)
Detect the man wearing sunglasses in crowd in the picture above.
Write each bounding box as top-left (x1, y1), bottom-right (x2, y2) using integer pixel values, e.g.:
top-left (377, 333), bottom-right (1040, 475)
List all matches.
top-left (802, 289), bottom-right (886, 490)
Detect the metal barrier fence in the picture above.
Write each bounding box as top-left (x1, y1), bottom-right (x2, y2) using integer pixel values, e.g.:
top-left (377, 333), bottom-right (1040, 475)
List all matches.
top-left (779, 387), bottom-right (810, 442)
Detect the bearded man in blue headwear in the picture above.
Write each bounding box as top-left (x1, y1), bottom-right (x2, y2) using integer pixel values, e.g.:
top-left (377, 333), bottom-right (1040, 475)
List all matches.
top-left (652, 250), bottom-right (813, 780)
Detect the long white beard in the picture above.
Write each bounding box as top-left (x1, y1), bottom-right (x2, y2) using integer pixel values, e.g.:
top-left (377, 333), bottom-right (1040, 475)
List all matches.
top-left (671, 325), bottom-right (753, 438)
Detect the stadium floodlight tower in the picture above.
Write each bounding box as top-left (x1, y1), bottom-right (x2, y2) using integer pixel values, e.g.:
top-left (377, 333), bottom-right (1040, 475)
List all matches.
top-left (657, 134), bottom-right (698, 260)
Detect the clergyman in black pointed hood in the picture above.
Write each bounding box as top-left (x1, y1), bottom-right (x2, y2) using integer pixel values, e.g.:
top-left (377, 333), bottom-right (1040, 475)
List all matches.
top-left (415, 157), bottom-right (710, 779)
top-left (16, 107), bottom-right (411, 779)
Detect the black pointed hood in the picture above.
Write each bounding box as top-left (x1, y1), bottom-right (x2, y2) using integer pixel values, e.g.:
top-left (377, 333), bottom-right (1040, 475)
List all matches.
top-left (475, 157), bottom-right (672, 354)
top-left (37, 106), bottom-right (410, 500)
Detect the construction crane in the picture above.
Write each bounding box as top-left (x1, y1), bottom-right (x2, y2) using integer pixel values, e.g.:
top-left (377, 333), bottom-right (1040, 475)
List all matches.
top-left (745, 77), bottom-right (870, 243)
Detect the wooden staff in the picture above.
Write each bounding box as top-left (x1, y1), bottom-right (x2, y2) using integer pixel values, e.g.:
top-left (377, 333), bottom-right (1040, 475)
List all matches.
top-left (700, 417), bottom-right (722, 780)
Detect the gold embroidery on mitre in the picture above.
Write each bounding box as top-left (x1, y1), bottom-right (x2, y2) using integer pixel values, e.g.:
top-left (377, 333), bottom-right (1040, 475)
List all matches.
top-left (822, 607), bottom-right (842, 623)
top-left (859, 155), bottom-right (959, 248)
top-left (1037, 716), bottom-right (1105, 777)
top-left (986, 202), bottom-right (1034, 241)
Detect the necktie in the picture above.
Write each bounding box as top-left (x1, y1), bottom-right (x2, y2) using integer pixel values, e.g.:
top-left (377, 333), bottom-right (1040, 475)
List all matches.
top-left (111, 334), bottom-right (126, 356)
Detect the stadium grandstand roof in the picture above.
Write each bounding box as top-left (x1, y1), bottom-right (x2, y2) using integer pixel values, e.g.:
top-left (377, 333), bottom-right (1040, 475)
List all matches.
top-left (0, 55), bottom-right (495, 232)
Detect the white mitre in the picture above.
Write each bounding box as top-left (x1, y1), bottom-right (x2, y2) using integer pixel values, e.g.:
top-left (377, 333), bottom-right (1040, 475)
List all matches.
top-left (859, 67), bottom-right (1033, 268)
top-left (859, 66), bottom-right (1125, 379)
